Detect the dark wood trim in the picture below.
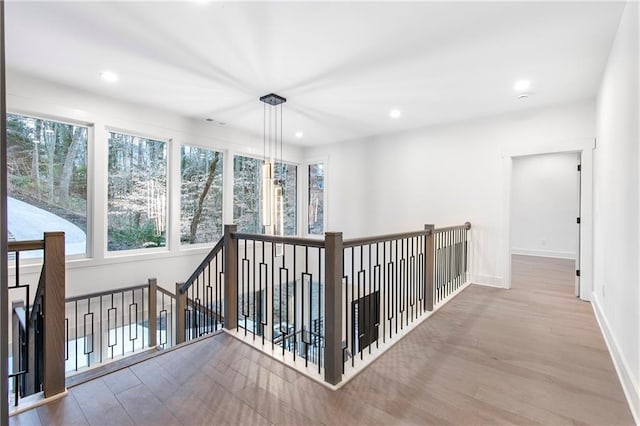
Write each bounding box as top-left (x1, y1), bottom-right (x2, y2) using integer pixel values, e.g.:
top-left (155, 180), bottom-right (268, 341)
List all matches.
top-left (8, 239), bottom-right (45, 252)
top-left (1, 0), bottom-right (8, 420)
top-left (65, 283), bottom-right (148, 303)
top-left (42, 232), bottom-right (66, 397)
top-left (179, 237), bottom-right (224, 294)
top-left (232, 232), bottom-right (325, 248)
top-left (343, 230), bottom-right (429, 248)
top-left (324, 231), bottom-right (343, 385)
top-left (224, 224), bottom-right (238, 330)
top-left (156, 286), bottom-right (175, 298)
top-left (424, 224), bottom-right (435, 312)
top-left (434, 222), bottom-right (472, 234)
top-left (175, 283), bottom-right (186, 344)
top-left (148, 278), bottom-right (157, 347)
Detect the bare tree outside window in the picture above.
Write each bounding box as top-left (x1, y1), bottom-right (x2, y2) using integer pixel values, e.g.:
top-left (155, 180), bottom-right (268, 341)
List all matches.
top-left (6, 113), bottom-right (88, 256)
top-left (308, 163), bottom-right (324, 235)
top-left (180, 145), bottom-right (223, 244)
top-left (233, 155), bottom-right (297, 235)
top-left (107, 132), bottom-right (167, 251)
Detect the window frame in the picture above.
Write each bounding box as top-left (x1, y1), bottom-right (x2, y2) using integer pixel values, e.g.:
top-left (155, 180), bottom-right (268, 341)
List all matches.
top-left (104, 127), bottom-right (171, 256)
top-left (178, 143), bottom-right (225, 248)
top-left (304, 157), bottom-right (328, 238)
top-left (6, 110), bottom-right (94, 261)
top-left (231, 152), bottom-right (300, 237)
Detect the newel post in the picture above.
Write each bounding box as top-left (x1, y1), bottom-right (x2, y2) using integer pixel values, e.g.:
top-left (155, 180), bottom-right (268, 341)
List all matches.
top-left (223, 224), bottom-right (238, 331)
top-left (324, 231), bottom-right (343, 385)
top-left (424, 225), bottom-right (435, 312)
top-left (175, 282), bottom-right (186, 344)
top-left (42, 231), bottom-right (65, 397)
top-left (148, 278), bottom-right (157, 347)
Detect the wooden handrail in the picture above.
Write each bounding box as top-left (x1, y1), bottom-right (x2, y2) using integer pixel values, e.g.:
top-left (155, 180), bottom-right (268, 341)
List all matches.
top-left (28, 272), bottom-right (45, 323)
top-left (433, 222), bottom-right (472, 233)
top-left (343, 229), bottom-right (430, 248)
top-left (232, 232), bottom-right (326, 248)
top-left (65, 283), bottom-right (148, 303)
top-left (179, 237), bottom-right (224, 294)
top-left (156, 285), bottom-right (176, 298)
top-left (8, 239), bottom-right (45, 252)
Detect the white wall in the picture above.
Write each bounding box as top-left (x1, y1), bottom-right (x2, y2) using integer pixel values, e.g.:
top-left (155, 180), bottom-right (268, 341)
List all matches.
top-left (511, 152), bottom-right (579, 259)
top-left (305, 100), bottom-right (595, 288)
top-left (6, 70), bottom-right (304, 297)
top-left (592, 1), bottom-right (640, 421)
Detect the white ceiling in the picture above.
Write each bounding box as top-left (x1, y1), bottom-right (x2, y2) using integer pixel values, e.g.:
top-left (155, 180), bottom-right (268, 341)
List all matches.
top-left (4, 1), bottom-right (625, 146)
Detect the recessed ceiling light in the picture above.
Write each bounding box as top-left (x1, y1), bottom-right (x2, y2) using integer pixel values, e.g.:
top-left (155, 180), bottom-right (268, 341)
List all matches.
top-left (100, 71), bottom-right (118, 83)
top-left (513, 79), bottom-right (531, 93)
top-left (389, 109), bottom-right (402, 119)
top-left (295, 131), bottom-right (304, 139)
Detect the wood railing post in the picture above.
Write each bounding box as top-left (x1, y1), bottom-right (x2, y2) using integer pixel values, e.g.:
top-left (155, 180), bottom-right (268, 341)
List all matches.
top-left (223, 224), bottom-right (238, 331)
top-left (424, 225), bottom-right (435, 312)
top-left (175, 282), bottom-right (186, 344)
top-left (42, 231), bottom-right (65, 398)
top-left (148, 278), bottom-right (157, 347)
top-left (324, 231), bottom-right (343, 385)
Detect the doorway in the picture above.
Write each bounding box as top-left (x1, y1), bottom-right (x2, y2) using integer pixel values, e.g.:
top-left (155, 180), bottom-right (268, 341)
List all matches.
top-left (510, 152), bottom-right (581, 296)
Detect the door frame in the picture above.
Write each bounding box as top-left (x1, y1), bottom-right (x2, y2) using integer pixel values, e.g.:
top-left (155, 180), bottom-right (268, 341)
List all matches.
top-left (500, 138), bottom-right (594, 301)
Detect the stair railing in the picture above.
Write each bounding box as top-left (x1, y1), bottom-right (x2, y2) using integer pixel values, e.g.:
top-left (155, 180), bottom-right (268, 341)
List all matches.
top-left (176, 221), bottom-right (472, 386)
top-left (7, 232), bottom-right (66, 408)
top-left (175, 235), bottom-right (225, 344)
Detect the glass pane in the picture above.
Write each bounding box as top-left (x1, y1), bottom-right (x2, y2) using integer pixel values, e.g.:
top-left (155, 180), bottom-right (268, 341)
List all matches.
top-left (308, 163), bottom-right (324, 235)
top-left (7, 113), bottom-right (88, 257)
top-left (233, 155), bottom-right (298, 236)
top-left (180, 146), bottom-right (223, 244)
top-left (233, 155), bottom-right (262, 234)
top-left (107, 132), bottom-right (167, 251)
top-left (274, 162), bottom-right (297, 236)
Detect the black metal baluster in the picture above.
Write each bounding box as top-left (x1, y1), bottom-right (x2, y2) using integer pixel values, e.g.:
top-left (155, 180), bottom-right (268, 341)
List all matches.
top-left (271, 241), bottom-right (275, 350)
top-left (252, 239), bottom-right (257, 338)
top-left (317, 246), bottom-right (322, 373)
top-left (75, 300), bottom-right (78, 372)
top-left (382, 241), bottom-right (387, 344)
top-left (293, 244), bottom-right (297, 362)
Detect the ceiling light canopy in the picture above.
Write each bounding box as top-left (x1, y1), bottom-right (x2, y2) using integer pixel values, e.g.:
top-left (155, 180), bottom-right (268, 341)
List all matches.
top-left (100, 71), bottom-right (118, 83)
top-left (389, 109), bottom-right (402, 119)
top-left (295, 131), bottom-right (303, 139)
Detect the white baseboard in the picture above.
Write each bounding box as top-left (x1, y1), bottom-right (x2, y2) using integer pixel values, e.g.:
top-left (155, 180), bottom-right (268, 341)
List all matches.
top-left (470, 274), bottom-right (505, 288)
top-left (511, 248), bottom-right (576, 260)
top-left (591, 294), bottom-right (639, 425)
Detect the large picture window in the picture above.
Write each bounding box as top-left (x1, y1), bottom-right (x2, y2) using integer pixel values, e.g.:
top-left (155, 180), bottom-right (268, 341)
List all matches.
top-left (180, 146), bottom-right (223, 244)
top-left (308, 162), bottom-right (324, 235)
top-left (233, 155), bottom-right (297, 235)
top-left (7, 113), bottom-right (88, 256)
top-left (107, 132), bottom-right (167, 251)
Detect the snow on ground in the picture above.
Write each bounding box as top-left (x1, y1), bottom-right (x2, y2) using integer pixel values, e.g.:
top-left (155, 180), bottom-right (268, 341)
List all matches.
top-left (8, 197), bottom-right (86, 257)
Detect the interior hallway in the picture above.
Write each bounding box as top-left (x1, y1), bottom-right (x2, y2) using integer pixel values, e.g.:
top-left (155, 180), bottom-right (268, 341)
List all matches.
top-left (10, 255), bottom-right (633, 425)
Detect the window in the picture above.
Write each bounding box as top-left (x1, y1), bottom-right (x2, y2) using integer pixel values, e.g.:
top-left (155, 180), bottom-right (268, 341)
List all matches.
top-left (308, 163), bottom-right (324, 235)
top-left (233, 155), bottom-right (297, 235)
top-left (6, 113), bottom-right (88, 256)
top-left (233, 156), bottom-right (262, 233)
top-left (180, 146), bottom-right (223, 244)
top-left (107, 132), bottom-right (167, 251)
top-left (275, 162), bottom-right (297, 236)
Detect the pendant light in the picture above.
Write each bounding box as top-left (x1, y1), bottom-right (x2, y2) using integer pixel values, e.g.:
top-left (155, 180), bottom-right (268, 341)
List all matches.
top-left (260, 93), bottom-right (286, 239)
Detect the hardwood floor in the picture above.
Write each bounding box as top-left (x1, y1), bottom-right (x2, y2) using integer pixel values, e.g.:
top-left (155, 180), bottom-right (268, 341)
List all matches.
top-left (10, 255), bottom-right (634, 425)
